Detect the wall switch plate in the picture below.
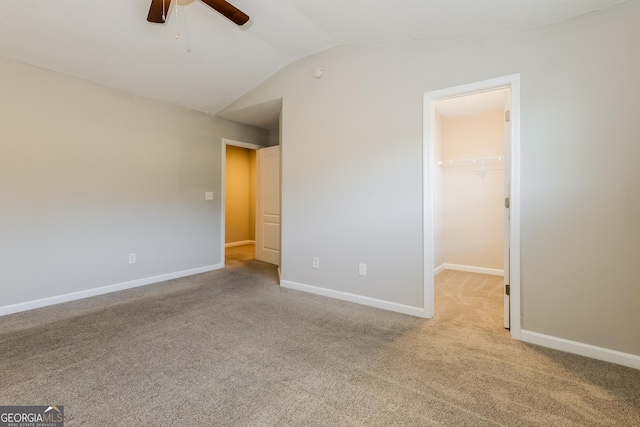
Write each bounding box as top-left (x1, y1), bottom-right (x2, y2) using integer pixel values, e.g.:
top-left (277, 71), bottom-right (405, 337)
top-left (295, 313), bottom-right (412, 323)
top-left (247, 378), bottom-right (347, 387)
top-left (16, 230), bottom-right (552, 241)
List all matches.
top-left (128, 253), bottom-right (136, 264)
top-left (205, 192), bottom-right (214, 201)
top-left (359, 263), bottom-right (367, 276)
top-left (312, 257), bottom-right (320, 269)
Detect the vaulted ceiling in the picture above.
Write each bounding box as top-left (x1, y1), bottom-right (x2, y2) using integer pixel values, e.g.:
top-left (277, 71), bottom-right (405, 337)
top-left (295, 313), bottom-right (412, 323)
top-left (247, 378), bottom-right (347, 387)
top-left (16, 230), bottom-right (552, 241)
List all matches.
top-left (0, 0), bottom-right (627, 121)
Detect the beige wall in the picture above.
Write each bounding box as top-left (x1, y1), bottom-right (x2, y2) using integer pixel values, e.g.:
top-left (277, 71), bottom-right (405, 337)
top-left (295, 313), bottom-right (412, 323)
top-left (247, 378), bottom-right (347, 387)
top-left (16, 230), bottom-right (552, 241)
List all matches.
top-left (221, 1), bottom-right (640, 356)
top-left (433, 113), bottom-right (445, 269)
top-left (225, 146), bottom-right (256, 244)
top-left (440, 110), bottom-right (504, 270)
top-left (0, 57), bottom-right (268, 309)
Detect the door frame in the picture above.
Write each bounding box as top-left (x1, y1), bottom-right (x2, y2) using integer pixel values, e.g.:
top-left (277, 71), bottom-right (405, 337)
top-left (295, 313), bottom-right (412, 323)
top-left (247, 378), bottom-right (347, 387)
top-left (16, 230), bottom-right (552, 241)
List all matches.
top-left (221, 138), bottom-right (263, 266)
top-left (423, 74), bottom-right (521, 339)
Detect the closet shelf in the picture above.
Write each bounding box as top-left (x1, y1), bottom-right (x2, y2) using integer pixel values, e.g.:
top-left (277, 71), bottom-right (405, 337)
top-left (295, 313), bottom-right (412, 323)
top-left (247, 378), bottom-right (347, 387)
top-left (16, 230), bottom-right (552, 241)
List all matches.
top-left (438, 156), bottom-right (504, 179)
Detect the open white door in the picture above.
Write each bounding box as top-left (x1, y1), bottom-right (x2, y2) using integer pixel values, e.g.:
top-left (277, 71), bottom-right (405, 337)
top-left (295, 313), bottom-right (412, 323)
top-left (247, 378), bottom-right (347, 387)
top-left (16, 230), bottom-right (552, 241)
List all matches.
top-left (503, 90), bottom-right (512, 329)
top-left (256, 146), bottom-right (281, 266)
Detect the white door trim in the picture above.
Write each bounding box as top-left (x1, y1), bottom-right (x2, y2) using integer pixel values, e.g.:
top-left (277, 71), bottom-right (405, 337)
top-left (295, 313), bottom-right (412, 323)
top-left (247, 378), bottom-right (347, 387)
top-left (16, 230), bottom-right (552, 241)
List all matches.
top-left (221, 138), bottom-right (264, 266)
top-left (423, 74), bottom-right (521, 339)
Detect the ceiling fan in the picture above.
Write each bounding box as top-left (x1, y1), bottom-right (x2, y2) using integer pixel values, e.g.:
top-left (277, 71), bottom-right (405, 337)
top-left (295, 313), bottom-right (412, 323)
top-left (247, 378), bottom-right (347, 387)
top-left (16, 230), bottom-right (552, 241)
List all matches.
top-left (147, 0), bottom-right (250, 26)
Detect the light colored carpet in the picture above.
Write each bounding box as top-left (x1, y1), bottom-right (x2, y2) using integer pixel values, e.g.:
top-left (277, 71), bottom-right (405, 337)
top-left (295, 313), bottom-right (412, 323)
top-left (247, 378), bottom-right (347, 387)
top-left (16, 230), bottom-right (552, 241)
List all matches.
top-left (1, 245), bottom-right (638, 426)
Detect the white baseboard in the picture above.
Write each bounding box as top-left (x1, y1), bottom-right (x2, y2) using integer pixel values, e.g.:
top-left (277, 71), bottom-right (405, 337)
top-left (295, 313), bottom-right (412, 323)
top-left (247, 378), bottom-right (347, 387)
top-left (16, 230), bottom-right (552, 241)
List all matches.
top-left (0, 263), bottom-right (223, 317)
top-left (225, 240), bottom-right (255, 248)
top-left (434, 264), bottom-right (447, 275)
top-left (439, 263), bottom-right (504, 276)
top-left (280, 280), bottom-right (425, 317)
top-left (521, 330), bottom-right (640, 370)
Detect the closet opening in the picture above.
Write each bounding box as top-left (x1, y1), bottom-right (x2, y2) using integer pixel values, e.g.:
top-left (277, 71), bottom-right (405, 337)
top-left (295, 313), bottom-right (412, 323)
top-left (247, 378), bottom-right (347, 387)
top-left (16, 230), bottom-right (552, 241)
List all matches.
top-left (423, 75), bottom-right (521, 338)
top-left (434, 88), bottom-right (508, 329)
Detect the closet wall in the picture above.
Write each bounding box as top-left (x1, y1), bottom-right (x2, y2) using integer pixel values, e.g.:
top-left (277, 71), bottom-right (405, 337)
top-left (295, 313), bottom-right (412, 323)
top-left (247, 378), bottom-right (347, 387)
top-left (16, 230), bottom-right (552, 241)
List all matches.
top-left (436, 109), bottom-right (505, 271)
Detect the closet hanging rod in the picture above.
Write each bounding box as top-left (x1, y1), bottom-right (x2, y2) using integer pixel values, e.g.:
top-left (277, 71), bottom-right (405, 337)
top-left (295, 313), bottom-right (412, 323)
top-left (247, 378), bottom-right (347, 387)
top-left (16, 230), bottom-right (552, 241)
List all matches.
top-left (438, 156), bottom-right (504, 166)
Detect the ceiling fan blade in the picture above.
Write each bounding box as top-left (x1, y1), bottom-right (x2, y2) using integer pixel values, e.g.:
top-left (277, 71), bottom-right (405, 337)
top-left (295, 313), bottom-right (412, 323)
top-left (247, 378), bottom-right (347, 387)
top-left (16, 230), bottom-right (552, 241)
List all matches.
top-left (200, 0), bottom-right (250, 26)
top-left (147, 0), bottom-right (172, 24)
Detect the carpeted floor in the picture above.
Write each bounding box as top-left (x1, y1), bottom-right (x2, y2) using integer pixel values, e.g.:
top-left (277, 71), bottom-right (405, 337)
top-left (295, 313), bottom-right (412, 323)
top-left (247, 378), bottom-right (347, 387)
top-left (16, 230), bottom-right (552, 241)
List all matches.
top-left (1, 245), bottom-right (638, 426)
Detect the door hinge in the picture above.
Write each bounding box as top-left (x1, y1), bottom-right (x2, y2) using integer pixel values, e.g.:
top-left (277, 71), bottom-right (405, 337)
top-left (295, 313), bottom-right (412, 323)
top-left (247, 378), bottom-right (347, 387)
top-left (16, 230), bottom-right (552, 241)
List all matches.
top-left (505, 197), bottom-right (510, 208)
top-left (505, 111), bottom-right (511, 122)
top-left (505, 284), bottom-right (510, 296)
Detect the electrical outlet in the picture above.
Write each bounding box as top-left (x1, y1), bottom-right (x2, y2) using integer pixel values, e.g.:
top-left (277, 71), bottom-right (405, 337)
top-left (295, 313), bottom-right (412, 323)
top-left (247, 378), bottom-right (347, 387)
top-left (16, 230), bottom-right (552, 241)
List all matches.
top-left (359, 263), bottom-right (367, 276)
top-left (312, 257), bottom-right (320, 269)
top-left (128, 253), bottom-right (136, 264)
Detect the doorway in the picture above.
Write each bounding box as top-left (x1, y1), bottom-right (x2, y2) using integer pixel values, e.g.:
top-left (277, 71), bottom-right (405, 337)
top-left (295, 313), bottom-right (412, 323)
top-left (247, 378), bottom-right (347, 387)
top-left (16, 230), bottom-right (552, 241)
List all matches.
top-left (221, 138), bottom-right (262, 266)
top-left (434, 88), bottom-right (508, 330)
top-left (221, 139), bottom-right (281, 268)
top-left (423, 75), bottom-right (521, 339)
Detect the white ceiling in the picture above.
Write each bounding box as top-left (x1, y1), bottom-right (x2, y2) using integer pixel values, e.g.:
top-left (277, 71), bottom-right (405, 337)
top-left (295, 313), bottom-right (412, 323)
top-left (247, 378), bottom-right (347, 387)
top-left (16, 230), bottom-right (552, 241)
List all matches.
top-left (0, 0), bottom-right (628, 125)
